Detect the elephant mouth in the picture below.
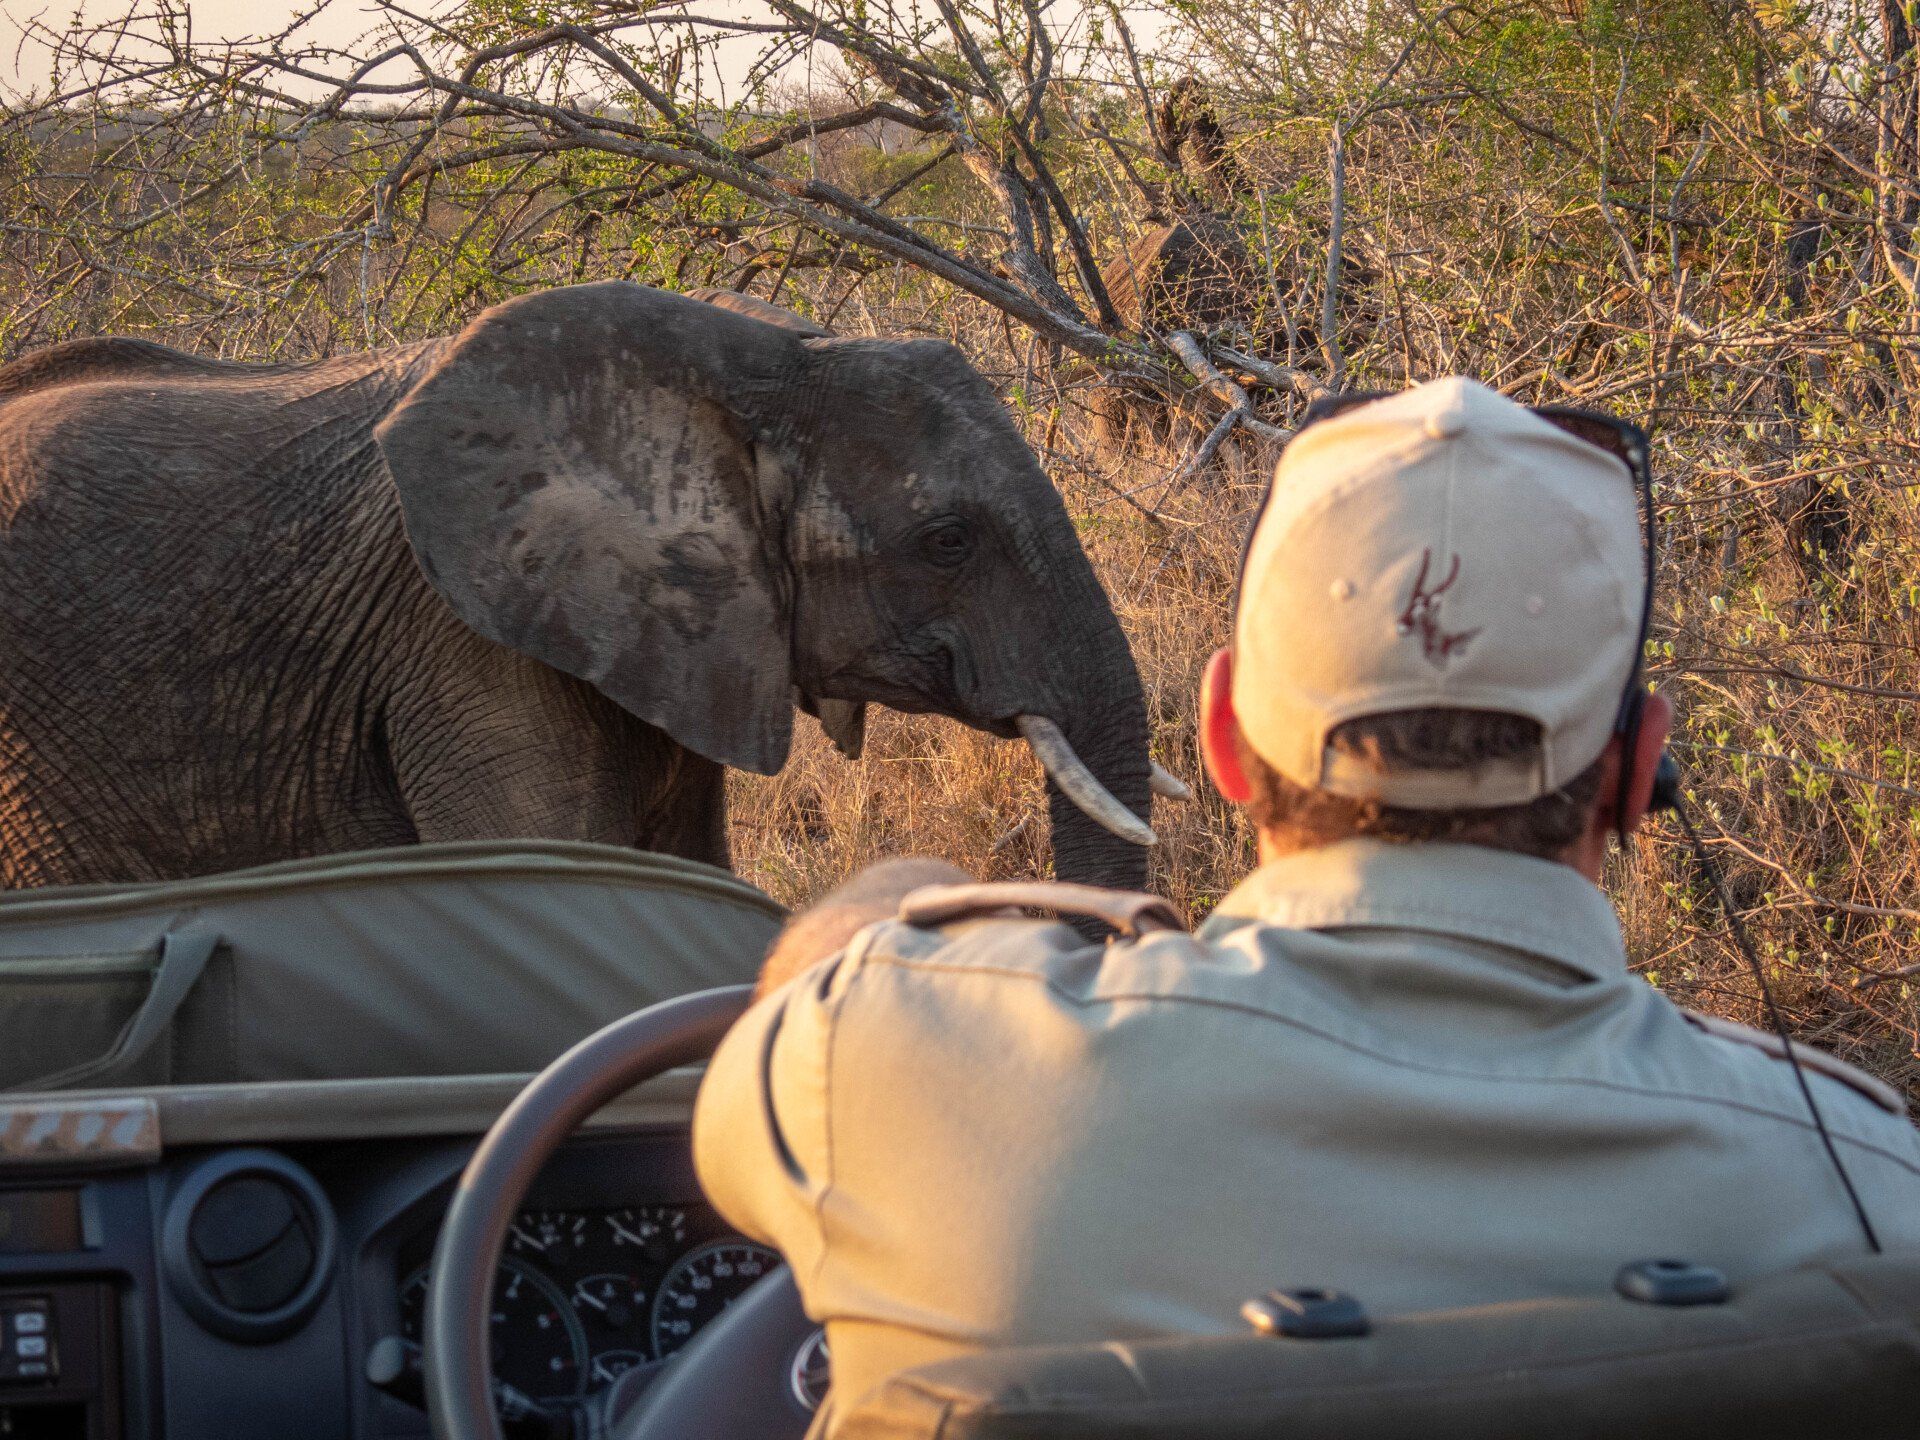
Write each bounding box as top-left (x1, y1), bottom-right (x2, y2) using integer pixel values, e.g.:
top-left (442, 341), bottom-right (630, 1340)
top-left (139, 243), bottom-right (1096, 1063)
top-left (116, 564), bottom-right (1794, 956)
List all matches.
top-left (802, 653), bottom-right (1188, 847)
top-left (795, 690), bottom-right (867, 759)
top-left (802, 641), bottom-right (981, 736)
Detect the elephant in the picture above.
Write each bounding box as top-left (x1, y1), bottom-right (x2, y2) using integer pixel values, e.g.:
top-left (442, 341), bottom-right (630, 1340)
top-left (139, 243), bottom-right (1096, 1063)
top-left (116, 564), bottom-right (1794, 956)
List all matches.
top-left (0, 281), bottom-right (1161, 893)
top-left (1091, 211), bottom-right (1259, 456)
top-left (1084, 80), bottom-right (1370, 460)
top-left (1100, 78), bottom-right (1256, 345)
top-left (1082, 82), bottom-right (1265, 458)
top-left (1102, 213), bottom-right (1253, 343)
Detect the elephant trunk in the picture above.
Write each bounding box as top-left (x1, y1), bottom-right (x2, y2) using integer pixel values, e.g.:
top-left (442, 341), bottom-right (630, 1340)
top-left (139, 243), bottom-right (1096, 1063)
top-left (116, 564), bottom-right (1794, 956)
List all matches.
top-left (1017, 716), bottom-right (1156, 847)
top-left (1028, 635), bottom-right (1156, 893)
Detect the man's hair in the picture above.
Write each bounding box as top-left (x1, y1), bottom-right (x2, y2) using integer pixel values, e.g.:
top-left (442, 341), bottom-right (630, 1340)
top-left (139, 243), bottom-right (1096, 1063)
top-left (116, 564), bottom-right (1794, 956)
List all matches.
top-left (1239, 709), bottom-right (1605, 859)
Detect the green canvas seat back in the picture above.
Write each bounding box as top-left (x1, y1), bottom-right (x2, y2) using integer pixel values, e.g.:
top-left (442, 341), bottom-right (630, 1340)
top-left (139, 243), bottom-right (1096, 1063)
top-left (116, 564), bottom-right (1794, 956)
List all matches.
top-left (829, 1250), bottom-right (1920, 1440)
top-left (0, 841), bottom-right (783, 1090)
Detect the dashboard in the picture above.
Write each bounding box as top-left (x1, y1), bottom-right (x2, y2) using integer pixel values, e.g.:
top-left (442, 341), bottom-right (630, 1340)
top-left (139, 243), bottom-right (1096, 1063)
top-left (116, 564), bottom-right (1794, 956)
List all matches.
top-left (0, 1075), bottom-right (785, 1439)
top-left (358, 1127), bottom-right (783, 1436)
top-left (393, 1202), bottom-right (778, 1405)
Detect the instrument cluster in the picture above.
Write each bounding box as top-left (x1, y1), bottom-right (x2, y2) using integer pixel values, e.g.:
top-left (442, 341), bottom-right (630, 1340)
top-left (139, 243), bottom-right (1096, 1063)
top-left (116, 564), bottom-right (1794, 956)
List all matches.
top-left (396, 1202), bottom-right (778, 1404)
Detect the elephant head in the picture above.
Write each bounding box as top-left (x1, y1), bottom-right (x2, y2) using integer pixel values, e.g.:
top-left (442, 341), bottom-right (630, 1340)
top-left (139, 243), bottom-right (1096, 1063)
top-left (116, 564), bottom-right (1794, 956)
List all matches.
top-left (373, 282), bottom-right (1156, 889)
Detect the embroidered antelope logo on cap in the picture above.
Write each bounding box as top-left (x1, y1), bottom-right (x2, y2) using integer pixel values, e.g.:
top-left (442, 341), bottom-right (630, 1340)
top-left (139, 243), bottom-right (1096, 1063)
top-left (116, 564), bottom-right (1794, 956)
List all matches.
top-left (1397, 549), bottom-right (1480, 667)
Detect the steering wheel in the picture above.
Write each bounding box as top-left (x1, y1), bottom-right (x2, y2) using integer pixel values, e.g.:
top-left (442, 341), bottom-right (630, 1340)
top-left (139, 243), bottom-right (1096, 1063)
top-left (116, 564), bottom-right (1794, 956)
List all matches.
top-left (424, 986), bottom-right (823, 1440)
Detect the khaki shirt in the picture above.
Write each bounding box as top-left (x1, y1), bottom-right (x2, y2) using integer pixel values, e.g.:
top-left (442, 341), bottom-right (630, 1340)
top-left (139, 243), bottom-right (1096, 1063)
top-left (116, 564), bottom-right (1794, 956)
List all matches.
top-left (692, 839), bottom-right (1920, 1413)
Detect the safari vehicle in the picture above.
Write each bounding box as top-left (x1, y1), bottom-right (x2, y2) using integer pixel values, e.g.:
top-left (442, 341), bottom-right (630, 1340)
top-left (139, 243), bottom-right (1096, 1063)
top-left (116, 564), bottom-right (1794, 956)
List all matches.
top-left (4, 842), bottom-right (1920, 1440)
top-left (0, 842), bottom-right (792, 1440)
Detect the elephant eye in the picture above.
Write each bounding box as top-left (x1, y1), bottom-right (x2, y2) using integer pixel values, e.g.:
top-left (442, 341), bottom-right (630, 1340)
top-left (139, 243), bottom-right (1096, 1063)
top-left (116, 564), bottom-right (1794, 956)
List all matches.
top-left (919, 519), bottom-right (974, 568)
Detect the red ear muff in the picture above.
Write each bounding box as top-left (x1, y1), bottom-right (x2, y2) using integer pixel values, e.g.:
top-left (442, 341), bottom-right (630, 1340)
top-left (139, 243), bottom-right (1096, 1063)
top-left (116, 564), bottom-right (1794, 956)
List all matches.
top-left (1613, 687), bottom-right (1678, 841)
top-left (1614, 688), bottom-right (1643, 846)
top-left (1198, 650), bottom-right (1254, 805)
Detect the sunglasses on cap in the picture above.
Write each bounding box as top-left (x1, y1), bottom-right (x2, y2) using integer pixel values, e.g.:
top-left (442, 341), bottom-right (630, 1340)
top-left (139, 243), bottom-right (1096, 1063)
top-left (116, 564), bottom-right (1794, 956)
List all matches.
top-left (1294, 390), bottom-right (1649, 482)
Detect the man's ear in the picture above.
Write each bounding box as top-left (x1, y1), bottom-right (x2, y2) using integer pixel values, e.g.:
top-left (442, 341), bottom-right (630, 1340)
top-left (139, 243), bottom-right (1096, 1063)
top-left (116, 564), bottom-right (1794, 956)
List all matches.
top-left (1199, 648), bottom-right (1255, 803)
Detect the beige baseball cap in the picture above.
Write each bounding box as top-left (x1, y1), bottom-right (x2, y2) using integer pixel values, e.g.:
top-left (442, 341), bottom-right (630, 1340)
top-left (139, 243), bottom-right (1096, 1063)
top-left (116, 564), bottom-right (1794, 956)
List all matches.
top-left (1233, 377), bottom-right (1644, 809)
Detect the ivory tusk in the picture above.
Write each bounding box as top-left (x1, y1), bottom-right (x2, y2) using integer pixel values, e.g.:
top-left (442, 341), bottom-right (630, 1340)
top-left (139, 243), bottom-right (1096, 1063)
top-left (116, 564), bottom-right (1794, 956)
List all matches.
top-left (1015, 715), bottom-right (1158, 847)
top-left (1150, 763), bottom-right (1192, 802)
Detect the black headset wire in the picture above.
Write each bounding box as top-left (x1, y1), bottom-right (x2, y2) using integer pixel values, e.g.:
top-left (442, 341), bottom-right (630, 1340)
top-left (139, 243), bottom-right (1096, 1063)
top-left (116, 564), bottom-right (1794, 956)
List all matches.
top-left (1668, 801), bottom-right (1882, 1253)
top-left (1589, 408), bottom-right (1883, 1256)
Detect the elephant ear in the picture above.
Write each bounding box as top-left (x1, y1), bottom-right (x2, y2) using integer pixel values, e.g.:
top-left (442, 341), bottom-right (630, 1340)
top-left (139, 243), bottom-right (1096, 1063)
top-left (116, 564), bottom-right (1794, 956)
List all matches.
top-left (374, 283), bottom-right (798, 774)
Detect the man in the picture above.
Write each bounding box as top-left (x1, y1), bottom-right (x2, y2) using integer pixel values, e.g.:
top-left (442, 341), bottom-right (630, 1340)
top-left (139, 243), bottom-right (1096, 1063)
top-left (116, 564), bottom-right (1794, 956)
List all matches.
top-left (692, 378), bottom-right (1920, 1414)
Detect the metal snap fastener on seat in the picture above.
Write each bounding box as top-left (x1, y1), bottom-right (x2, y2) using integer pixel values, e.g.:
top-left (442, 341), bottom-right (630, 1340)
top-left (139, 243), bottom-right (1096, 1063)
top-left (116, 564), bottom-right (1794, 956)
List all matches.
top-left (1614, 1258), bottom-right (1731, 1307)
top-left (1241, 1287), bottom-right (1372, 1338)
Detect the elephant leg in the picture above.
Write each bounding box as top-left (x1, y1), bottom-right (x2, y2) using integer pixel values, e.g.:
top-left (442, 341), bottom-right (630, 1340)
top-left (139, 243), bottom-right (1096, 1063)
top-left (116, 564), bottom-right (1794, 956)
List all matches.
top-left (394, 730), bottom-right (640, 849)
top-left (386, 637), bottom-right (732, 867)
top-left (387, 643), bottom-right (649, 849)
top-left (635, 746), bottom-right (730, 870)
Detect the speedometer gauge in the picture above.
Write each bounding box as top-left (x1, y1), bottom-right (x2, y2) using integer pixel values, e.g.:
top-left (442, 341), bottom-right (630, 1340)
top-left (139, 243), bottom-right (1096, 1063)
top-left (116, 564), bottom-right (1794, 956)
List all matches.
top-left (649, 1240), bottom-right (780, 1359)
top-left (400, 1255), bottom-right (589, 1401)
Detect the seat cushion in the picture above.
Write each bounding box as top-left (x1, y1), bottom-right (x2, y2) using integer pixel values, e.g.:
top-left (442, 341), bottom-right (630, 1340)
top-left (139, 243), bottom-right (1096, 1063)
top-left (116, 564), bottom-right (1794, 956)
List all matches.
top-left (829, 1251), bottom-right (1920, 1440)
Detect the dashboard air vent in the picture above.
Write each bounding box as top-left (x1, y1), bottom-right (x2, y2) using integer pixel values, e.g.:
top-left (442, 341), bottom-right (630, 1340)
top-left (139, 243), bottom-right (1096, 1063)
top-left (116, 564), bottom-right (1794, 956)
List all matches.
top-left (162, 1149), bottom-right (337, 1343)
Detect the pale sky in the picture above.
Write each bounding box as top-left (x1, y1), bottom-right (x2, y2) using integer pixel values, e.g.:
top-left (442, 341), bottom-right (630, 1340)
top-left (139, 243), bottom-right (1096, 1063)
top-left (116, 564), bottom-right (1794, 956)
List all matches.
top-left (2, 0), bottom-right (1171, 104)
top-left (1, 0), bottom-right (815, 104)
top-left (4, 0), bottom-right (369, 98)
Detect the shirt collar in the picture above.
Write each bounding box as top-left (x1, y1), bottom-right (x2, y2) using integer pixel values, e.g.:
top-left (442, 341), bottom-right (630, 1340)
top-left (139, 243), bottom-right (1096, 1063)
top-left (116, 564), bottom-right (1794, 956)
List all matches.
top-left (1200, 838), bottom-right (1629, 983)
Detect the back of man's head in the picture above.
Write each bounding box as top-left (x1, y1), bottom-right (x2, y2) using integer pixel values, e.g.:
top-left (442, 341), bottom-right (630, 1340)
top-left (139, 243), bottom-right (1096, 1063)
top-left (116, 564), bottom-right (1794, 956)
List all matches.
top-left (1211, 378), bottom-right (1646, 861)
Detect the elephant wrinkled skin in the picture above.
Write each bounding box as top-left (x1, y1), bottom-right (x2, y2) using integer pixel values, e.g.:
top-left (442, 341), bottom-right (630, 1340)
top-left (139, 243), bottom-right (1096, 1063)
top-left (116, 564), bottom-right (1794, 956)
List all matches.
top-left (0, 283), bottom-right (1153, 892)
